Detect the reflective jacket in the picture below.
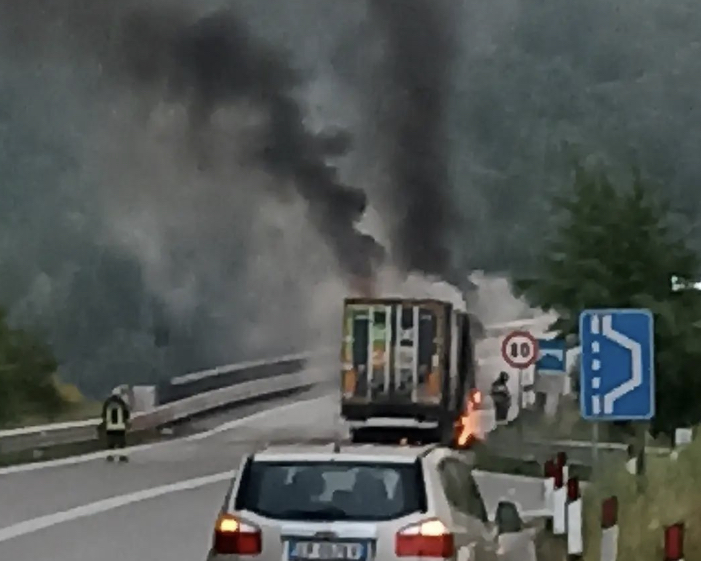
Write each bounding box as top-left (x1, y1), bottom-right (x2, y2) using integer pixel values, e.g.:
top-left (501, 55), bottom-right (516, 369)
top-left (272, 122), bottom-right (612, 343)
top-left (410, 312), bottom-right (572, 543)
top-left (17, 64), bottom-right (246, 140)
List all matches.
top-left (102, 395), bottom-right (130, 432)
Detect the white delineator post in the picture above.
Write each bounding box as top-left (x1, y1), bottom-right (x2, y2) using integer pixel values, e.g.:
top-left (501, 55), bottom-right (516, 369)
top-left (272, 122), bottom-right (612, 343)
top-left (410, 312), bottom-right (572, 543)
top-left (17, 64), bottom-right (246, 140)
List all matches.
top-left (664, 523), bottom-right (684, 561)
top-left (600, 496), bottom-right (618, 561)
top-left (625, 444), bottom-right (637, 475)
top-left (552, 457), bottom-right (567, 536)
top-left (543, 459), bottom-right (556, 531)
top-left (566, 477), bottom-right (583, 559)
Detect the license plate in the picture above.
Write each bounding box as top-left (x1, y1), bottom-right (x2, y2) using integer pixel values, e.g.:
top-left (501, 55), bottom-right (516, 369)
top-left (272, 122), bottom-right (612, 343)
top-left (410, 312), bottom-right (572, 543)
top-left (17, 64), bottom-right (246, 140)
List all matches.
top-left (288, 540), bottom-right (367, 561)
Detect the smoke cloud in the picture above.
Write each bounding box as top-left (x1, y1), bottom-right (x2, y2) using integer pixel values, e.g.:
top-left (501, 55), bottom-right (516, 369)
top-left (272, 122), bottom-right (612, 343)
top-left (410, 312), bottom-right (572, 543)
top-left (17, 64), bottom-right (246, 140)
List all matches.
top-left (367, 0), bottom-right (458, 277)
top-left (112, 7), bottom-right (385, 283)
top-left (0, 0), bottom-right (543, 394)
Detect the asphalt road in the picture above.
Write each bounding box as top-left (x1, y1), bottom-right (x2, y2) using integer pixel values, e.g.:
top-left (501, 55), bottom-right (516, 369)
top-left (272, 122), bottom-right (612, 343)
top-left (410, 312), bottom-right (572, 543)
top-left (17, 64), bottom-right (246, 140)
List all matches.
top-left (0, 385), bottom-right (547, 561)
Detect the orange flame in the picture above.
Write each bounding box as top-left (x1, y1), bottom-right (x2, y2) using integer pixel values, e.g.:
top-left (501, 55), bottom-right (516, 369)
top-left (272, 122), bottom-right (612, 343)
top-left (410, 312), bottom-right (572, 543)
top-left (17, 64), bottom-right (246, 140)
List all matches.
top-left (455, 396), bottom-right (482, 447)
top-left (456, 413), bottom-right (474, 447)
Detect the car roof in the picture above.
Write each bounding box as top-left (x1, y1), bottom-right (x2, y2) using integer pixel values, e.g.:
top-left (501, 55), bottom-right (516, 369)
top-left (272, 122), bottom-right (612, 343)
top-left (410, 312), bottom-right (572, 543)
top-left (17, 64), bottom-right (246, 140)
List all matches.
top-left (252, 442), bottom-right (441, 464)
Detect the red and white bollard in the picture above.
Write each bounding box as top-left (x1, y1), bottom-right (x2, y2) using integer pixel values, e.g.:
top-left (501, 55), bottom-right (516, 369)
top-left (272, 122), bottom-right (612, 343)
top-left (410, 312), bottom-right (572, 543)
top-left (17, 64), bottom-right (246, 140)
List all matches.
top-left (600, 496), bottom-right (618, 561)
top-left (543, 459), bottom-right (556, 530)
top-left (557, 451), bottom-right (569, 482)
top-left (552, 456), bottom-right (567, 536)
top-left (566, 477), bottom-right (583, 559)
top-left (664, 523), bottom-right (684, 561)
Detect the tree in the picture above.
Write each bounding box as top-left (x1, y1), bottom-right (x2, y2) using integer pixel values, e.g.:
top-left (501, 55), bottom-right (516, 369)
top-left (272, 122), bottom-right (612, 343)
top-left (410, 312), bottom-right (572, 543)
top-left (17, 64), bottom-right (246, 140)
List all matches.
top-left (0, 307), bottom-right (65, 425)
top-left (514, 164), bottom-right (701, 437)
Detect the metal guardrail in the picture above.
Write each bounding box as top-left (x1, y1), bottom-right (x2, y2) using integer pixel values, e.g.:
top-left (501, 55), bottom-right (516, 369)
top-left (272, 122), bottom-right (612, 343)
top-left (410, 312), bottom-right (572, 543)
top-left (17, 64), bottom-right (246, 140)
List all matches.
top-left (487, 434), bottom-right (670, 470)
top-left (0, 316), bottom-right (548, 457)
top-left (0, 350), bottom-right (334, 455)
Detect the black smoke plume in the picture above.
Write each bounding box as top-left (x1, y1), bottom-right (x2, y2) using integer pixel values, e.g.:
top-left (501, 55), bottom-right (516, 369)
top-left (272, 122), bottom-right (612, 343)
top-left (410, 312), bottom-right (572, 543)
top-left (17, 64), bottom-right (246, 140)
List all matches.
top-left (117, 8), bottom-right (385, 283)
top-left (369, 0), bottom-right (457, 278)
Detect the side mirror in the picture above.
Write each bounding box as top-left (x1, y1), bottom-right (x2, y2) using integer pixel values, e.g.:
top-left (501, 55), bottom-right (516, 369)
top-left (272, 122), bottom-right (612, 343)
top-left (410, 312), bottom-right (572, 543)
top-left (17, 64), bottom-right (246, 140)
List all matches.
top-left (495, 501), bottom-right (524, 534)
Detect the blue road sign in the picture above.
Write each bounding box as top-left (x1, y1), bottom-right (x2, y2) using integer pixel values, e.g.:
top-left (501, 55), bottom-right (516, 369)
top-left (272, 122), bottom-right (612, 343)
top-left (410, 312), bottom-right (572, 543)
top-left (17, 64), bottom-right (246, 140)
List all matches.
top-left (536, 338), bottom-right (567, 374)
top-left (579, 309), bottom-right (655, 421)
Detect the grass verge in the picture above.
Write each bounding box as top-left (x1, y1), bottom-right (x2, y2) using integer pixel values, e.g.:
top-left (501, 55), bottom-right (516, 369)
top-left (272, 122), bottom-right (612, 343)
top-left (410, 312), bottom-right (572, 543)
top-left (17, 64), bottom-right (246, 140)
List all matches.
top-left (582, 435), bottom-right (701, 561)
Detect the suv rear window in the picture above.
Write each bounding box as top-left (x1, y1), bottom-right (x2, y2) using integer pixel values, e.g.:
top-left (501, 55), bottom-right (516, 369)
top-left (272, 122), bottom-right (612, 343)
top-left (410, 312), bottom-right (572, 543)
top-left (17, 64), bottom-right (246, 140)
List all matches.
top-left (234, 460), bottom-right (427, 522)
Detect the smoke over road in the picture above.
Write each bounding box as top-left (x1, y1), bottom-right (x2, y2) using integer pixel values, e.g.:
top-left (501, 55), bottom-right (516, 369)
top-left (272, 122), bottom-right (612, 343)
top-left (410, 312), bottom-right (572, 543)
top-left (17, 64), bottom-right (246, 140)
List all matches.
top-left (115, 7), bottom-right (384, 283)
top-left (368, 0), bottom-right (458, 277)
top-left (0, 0), bottom-right (526, 393)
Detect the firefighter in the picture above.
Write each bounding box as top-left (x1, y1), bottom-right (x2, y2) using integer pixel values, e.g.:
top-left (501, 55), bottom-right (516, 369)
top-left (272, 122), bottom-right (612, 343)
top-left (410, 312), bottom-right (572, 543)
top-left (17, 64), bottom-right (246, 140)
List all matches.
top-left (491, 371), bottom-right (512, 423)
top-left (102, 388), bottom-right (131, 462)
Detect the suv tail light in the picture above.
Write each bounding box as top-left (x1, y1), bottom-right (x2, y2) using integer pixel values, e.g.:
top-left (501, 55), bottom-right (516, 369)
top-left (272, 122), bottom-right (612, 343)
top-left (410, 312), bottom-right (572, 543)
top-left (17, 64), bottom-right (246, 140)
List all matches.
top-left (213, 513), bottom-right (262, 555)
top-left (395, 518), bottom-right (454, 558)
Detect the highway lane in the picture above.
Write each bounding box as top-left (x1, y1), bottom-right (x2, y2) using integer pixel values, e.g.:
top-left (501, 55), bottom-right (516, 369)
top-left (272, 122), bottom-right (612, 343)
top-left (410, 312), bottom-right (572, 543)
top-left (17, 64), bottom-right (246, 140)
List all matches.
top-left (0, 386), bottom-right (547, 561)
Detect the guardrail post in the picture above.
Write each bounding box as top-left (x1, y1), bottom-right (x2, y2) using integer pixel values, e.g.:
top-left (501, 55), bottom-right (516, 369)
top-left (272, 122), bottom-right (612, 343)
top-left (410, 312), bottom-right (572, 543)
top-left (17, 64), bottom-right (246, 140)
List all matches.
top-left (543, 459), bottom-right (556, 531)
top-left (552, 455), bottom-right (566, 536)
top-left (600, 496), bottom-right (618, 561)
top-left (664, 522), bottom-right (684, 561)
top-left (566, 477), bottom-right (582, 559)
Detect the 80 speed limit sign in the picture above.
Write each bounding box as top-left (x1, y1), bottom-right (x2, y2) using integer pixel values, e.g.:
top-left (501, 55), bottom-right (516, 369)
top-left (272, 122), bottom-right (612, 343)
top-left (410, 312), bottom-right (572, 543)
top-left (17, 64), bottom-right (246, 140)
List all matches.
top-left (501, 330), bottom-right (539, 369)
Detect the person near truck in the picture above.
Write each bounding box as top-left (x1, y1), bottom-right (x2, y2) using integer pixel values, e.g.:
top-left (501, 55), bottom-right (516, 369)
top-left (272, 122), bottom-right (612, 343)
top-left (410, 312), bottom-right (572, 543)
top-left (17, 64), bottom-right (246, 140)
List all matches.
top-left (491, 371), bottom-right (511, 423)
top-left (102, 389), bottom-right (131, 462)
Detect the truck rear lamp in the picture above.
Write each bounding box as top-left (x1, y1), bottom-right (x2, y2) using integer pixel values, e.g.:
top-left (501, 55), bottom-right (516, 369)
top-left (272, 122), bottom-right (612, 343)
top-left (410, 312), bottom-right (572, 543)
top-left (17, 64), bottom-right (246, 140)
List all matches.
top-left (342, 370), bottom-right (357, 396)
top-left (426, 371), bottom-right (441, 396)
top-left (395, 518), bottom-right (454, 558)
top-left (213, 513), bottom-right (262, 555)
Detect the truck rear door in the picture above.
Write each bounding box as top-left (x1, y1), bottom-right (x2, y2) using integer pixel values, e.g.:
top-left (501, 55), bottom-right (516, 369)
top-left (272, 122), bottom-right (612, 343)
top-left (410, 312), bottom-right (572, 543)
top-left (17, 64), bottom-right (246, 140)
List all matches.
top-left (341, 301), bottom-right (445, 404)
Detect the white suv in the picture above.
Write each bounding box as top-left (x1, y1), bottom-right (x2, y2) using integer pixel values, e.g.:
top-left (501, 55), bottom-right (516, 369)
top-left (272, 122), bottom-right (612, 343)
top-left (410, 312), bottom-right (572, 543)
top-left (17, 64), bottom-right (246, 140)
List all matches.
top-left (206, 442), bottom-right (504, 561)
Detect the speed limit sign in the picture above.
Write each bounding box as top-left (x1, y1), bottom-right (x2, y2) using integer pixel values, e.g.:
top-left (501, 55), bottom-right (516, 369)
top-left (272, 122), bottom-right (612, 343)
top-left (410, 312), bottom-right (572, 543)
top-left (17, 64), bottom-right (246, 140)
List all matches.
top-left (501, 330), bottom-right (539, 369)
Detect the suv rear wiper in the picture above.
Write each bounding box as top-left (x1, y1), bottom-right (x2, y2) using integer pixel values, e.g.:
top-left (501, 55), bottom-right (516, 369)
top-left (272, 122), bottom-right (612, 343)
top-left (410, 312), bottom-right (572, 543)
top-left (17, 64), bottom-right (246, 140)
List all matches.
top-left (277, 507), bottom-right (352, 520)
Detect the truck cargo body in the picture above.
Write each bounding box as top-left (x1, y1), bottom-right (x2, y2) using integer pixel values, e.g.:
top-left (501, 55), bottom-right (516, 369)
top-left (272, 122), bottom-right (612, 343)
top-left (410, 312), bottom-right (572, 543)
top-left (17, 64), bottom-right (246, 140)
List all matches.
top-left (340, 298), bottom-right (476, 436)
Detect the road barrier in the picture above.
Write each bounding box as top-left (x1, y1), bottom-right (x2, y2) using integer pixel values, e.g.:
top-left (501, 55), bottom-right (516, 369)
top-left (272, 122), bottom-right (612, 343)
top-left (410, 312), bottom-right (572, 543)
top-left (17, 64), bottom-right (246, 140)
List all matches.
top-left (488, 433), bottom-right (669, 470)
top-left (566, 476), bottom-right (583, 559)
top-left (0, 350), bottom-right (333, 455)
top-left (0, 316), bottom-right (548, 458)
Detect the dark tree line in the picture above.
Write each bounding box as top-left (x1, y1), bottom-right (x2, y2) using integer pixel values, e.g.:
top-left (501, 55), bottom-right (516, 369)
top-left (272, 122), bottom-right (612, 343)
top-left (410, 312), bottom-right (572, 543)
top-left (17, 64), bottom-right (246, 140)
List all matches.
top-left (515, 163), bottom-right (701, 437)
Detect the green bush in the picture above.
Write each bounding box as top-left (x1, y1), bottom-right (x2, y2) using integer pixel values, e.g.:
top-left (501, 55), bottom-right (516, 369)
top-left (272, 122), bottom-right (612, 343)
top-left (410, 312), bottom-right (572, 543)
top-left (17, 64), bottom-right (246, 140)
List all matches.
top-left (0, 307), bottom-right (67, 426)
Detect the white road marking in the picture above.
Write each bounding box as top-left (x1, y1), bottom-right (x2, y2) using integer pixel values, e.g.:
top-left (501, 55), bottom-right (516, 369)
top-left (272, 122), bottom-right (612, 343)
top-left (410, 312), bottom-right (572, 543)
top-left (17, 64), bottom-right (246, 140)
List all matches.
top-left (0, 395), bottom-right (329, 476)
top-left (0, 466), bottom-right (550, 544)
top-left (0, 470), bottom-right (236, 544)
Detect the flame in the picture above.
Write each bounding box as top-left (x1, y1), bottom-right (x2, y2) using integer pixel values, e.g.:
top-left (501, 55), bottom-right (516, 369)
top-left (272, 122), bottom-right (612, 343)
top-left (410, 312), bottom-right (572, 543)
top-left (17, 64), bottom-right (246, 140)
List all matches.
top-left (455, 401), bottom-right (481, 447)
top-left (456, 414), bottom-right (474, 447)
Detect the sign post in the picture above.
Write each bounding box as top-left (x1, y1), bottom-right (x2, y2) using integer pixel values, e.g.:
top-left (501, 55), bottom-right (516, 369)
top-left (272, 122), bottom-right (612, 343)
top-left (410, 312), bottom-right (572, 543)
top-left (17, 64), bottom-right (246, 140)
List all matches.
top-left (579, 309), bottom-right (655, 488)
top-left (535, 338), bottom-right (567, 417)
top-left (502, 331), bottom-right (539, 448)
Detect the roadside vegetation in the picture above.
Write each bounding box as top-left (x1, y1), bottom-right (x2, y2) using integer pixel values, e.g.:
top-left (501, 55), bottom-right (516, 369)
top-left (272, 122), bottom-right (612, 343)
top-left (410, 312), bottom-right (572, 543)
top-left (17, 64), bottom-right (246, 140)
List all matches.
top-left (515, 162), bottom-right (701, 439)
top-left (582, 436), bottom-right (701, 561)
top-left (0, 307), bottom-right (93, 428)
top-left (515, 162), bottom-right (701, 558)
